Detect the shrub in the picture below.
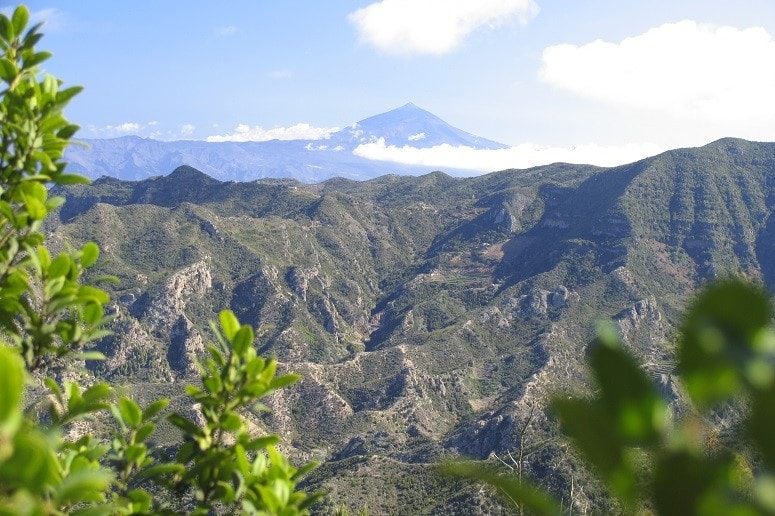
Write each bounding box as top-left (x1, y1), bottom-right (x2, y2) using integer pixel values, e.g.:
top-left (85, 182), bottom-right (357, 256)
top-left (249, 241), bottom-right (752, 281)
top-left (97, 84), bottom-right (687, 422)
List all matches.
top-left (0, 5), bottom-right (315, 514)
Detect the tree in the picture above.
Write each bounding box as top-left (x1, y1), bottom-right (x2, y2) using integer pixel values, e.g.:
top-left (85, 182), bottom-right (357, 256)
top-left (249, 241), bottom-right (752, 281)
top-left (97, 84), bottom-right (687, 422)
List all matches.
top-left (0, 5), bottom-right (317, 514)
top-left (444, 280), bottom-right (775, 515)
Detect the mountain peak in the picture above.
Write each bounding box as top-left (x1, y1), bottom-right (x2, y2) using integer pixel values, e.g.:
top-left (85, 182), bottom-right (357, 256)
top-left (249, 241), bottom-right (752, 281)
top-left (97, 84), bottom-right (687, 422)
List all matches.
top-left (168, 165), bottom-right (219, 183)
top-left (347, 104), bottom-right (507, 150)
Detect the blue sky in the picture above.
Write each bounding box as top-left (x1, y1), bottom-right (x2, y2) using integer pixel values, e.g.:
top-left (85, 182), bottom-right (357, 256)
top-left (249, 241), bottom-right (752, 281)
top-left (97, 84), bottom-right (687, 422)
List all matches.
top-left (6, 0), bottom-right (775, 169)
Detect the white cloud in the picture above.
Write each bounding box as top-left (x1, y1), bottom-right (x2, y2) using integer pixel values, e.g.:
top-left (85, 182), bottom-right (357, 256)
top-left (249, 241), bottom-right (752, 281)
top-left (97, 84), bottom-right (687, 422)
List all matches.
top-left (180, 124), bottom-right (196, 137)
top-left (87, 122), bottom-right (143, 137)
top-left (207, 123), bottom-right (340, 143)
top-left (267, 69), bottom-right (294, 79)
top-left (408, 132), bottom-right (426, 141)
top-left (348, 0), bottom-right (538, 55)
top-left (147, 120), bottom-right (159, 126)
top-left (214, 25), bottom-right (238, 36)
top-left (541, 20), bottom-right (775, 121)
top-left (114, 122), bottom-right (140, 133)
top-left (353, 138), bottom-right (664, 172)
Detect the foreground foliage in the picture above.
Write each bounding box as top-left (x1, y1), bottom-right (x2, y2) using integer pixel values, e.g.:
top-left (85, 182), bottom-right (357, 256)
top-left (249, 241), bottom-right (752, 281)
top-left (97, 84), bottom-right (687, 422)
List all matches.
top-left (0, 5), bottom-right (314, 514)
top-left (446, 279), bottom-right (775, 514)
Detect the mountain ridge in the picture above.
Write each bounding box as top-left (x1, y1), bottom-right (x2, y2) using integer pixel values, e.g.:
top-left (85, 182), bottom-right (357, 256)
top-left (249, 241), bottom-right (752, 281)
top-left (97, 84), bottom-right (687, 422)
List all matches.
top-left (50, 136), bottom-right (775, 513)
top-left (65, 104), bottom-right (508, 183)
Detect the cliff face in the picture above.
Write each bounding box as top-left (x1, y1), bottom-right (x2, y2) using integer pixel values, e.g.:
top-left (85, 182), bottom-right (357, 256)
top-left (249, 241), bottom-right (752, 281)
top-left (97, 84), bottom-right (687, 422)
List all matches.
top-left (50, 138), bottom-right (775, 513)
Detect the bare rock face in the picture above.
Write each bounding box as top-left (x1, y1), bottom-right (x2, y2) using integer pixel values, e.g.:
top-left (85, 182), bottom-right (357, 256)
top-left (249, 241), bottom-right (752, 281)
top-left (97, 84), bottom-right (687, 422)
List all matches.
top-left (96, 260), bottom-right (213, 379)
top-left (287, 266), bottom-right (320, 301)
top-left (493, 206), bottom-right (518, 232)
top-left (615, 297), bottom-right (661, 335)
top-left (508, 286), bottom-right (579, 318)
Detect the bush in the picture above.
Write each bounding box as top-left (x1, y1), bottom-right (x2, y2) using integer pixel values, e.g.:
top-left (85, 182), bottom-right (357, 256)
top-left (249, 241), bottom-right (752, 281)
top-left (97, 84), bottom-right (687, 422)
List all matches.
top-left (0, 5), bottom-right (316, 514)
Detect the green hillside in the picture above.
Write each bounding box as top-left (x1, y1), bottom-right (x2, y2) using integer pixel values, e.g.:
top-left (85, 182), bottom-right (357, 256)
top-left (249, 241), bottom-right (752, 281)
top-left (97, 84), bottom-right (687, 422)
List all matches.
top-left (49, 138), bottom-right (775, 512)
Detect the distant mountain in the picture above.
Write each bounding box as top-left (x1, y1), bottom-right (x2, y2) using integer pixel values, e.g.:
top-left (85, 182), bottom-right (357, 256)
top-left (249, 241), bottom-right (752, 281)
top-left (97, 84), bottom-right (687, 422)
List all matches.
top-left (52, 137), bottom-right (775, 513)
top-left (65, 104), bottom-right (507, 182)
top-left (332, 102), bottom-right (507, 149)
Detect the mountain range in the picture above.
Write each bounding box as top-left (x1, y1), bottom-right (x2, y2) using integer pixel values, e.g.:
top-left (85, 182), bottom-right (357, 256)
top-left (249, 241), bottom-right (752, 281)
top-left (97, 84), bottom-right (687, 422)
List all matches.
top-left (49, 137), bottom-right (775, 513)
top-left (65, 103), bottom-right (507, 182)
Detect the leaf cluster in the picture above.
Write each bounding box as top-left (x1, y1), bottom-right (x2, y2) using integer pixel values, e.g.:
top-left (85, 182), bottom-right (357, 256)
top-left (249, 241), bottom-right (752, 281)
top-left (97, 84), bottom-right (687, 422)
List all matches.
top-left (0, 5), bottom-right (316, 514)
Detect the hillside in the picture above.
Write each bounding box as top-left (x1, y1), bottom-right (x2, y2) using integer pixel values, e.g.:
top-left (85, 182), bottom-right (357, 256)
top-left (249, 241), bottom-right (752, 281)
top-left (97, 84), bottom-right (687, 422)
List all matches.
top-left (48, 137), bottom-right (775, 513)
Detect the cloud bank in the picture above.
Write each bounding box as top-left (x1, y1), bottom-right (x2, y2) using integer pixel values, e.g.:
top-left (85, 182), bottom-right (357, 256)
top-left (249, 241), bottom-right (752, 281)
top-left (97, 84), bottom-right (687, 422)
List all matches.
top-left (541, 20), bottom-right (775, 121)
top-left (348, 0), bottom-right (538, 55)
top-left (353, 138), bottom-right (664, 172)
top-left (206, 123), bottom-right (340, 143)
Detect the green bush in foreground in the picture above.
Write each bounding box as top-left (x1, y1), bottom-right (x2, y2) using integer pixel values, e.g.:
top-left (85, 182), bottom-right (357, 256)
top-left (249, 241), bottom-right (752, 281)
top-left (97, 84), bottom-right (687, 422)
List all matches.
top-left (445, 280), bottom-right (775, 515)
top-left (0, 5), bottom-right (315, 514)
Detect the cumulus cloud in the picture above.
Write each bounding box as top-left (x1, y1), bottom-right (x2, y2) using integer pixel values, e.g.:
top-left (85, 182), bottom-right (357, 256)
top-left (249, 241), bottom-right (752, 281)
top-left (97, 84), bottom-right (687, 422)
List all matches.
top-left (541, 20), bottom-right (775, 121)
top-left (180, 124), bottom-right (196, 137)
top-left (348, 0), bottom-right (538, 55)
top-left (206, 123), bottom-right (340, 143)
top-left (86, 122), bottom-right (143, 137)
top-left (353, 138), bottom-right (664, 172)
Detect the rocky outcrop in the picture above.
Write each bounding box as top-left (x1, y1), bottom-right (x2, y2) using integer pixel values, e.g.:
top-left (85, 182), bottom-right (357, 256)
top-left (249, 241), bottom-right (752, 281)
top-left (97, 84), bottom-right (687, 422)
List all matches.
top-left (505, 285), bottom-right (579, 318)
top-left (615, 297), bottom-right (661, 335)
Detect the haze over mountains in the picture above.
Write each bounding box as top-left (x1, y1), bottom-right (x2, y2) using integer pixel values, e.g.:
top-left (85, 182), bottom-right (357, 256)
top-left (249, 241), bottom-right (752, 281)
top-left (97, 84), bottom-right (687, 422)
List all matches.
top-left (66, 104), bottom-right (507, 182)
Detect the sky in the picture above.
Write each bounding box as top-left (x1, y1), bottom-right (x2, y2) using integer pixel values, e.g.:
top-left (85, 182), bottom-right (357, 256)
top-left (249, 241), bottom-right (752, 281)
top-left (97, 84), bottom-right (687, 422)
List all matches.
top-left (5, 0), bottom-right (775, 171)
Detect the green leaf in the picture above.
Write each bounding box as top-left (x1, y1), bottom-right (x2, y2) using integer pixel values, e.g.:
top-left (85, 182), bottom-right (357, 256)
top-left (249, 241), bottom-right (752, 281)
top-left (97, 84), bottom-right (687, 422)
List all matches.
top-left (118, 397), bottom-right (142, 427)
top-left (589, 329), bottom-right (668, 444)
top-left (135, 422), bottom-right (155, 443)
top-left (221, 412), bottom-right (243, 432)
top-left (74, 351), bottom-right (107, 362)
top-left (23, 50), bottom-right (51, 68)
top-left (219, 309), bottom-right (240, 340)
top-left (0, 345), bottom-right (25, 436)
top-left (142, 398), bottom-right (169, 422)
top-left (0, 58), bottom-right (16, 82)
top-left (56, 173), bottom-right (90, 185)
top-left (24, 195), bottom-right (47, 220)
top-left (78, 285), bottom-right (110, 304)
top-left (0, 431), bottom-right (60, 492)
top-left (80, 242), bottom-right (99, 268)
top-left (552, 397), bottom-right (637, 505)
top-left (48, 254), bottom-right (72, 278)
top-left (0, 15), bottom-right (12, 42)
top-left (82, 383), bottom-right (112, 405)
top-left (167, 413), bottom-right (201, 436)
top-left (243, 435), bottom-right (279, 451)
top-left (269, 373), bottom-right (300, 391)
top-left (440, 461), bottom-right (561, 515)
top-left (653, 451), bottom-right (741, 516)
top-left (55, 469), bottom-right (113, 505)
top-left (678, 280), bottom-right (772, 408)
top-left (11, 6), bottom-right (29, 37)
top-left (140, 462), bottom-right (185, 479)
top-left (232, 325), bottom-right (254, 355)
top-left (56, 86), bottom-right (83, 105)
top-left (749, 384), bottom-right (775, 469)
